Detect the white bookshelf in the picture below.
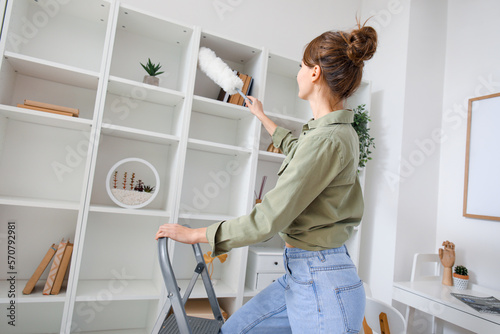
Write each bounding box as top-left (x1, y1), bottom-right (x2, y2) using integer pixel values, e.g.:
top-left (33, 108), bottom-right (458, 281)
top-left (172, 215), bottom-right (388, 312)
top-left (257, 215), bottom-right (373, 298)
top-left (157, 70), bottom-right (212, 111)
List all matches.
top-left (0, 1), bottom-right (371, 333)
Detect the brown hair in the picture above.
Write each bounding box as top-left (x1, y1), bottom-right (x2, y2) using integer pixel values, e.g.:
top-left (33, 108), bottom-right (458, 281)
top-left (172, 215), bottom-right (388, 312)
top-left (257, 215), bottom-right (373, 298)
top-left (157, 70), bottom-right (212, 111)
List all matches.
top-left (303, 20), bottom-right (377, 102)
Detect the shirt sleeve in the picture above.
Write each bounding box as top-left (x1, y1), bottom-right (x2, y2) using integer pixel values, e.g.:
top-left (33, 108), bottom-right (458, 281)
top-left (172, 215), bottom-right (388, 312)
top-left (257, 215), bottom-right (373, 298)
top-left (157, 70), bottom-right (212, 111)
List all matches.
top-left (272, 126), bottom-right (298, 156)
top-left (206, 134), bottom-right (347, 256)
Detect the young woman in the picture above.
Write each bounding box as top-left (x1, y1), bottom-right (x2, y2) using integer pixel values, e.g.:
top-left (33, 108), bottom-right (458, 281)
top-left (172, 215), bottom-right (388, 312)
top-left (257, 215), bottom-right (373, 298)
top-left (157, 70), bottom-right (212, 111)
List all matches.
top-left (156, 21), bottom-right (377, 333)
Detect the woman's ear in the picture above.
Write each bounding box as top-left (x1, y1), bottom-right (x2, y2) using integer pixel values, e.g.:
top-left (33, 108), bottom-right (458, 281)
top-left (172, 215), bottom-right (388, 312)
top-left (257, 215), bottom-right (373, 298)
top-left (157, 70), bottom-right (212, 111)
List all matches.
top-left (311, 65), bottom-right (321, 83)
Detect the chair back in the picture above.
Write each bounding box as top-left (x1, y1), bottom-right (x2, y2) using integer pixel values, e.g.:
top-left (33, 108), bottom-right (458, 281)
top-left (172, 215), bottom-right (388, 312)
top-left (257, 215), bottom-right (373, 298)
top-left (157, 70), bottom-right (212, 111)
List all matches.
top-left (364, 297), bottom-right (406, 334)
top-left (411, 253), bottom-right (441, 281)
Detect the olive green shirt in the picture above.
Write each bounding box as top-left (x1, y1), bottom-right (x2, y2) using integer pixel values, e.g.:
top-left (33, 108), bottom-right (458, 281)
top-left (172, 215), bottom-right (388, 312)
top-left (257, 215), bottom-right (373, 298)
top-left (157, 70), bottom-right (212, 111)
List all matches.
top-left (206, 109), bottom-right (364, 256)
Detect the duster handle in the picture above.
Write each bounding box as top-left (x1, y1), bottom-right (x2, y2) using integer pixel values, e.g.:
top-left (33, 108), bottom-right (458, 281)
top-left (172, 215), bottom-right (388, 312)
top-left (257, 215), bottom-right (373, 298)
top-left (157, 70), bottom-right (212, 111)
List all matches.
top-left (236, 88), bottom-right (252, 105)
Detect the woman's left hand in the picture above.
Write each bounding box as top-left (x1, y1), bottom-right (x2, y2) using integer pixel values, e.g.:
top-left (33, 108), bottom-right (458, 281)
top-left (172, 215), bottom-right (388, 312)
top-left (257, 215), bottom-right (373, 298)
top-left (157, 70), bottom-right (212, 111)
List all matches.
top-left (155, 223), bottom-right (208, 244)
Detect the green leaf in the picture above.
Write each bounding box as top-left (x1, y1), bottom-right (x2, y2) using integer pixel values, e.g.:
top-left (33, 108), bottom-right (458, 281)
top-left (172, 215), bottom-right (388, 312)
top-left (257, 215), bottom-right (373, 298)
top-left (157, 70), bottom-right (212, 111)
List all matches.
top-left (352, 104), bottom-right (375, 171)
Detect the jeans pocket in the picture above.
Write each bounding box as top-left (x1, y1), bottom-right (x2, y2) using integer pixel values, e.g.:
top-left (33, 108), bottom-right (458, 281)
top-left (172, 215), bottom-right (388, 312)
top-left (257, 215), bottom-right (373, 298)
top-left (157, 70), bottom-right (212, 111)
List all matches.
top-left (285, 258), bottom-right (313, 285)
top-left (335, 280), bottom-right (365, 333)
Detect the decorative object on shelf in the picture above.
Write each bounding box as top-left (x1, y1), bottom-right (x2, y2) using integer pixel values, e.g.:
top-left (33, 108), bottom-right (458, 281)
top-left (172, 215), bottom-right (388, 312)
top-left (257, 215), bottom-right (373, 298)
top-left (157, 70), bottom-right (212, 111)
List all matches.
top-left (203, 251), bottom-right (228, 280)
top-left (106, 158), bottom-right (160, 209)
top-left (140, 58), bottom-right (164, 86)
top-left (453, 265), bottom-right (469, 290)
top-left (266, 142), bottom-right (282, 154)
top-left (17, 99), bottom-right (79, 117)
top-left (439, 240), bottom-right (455, 286)
top-left (255, 176), bottom-right (267, 204)
top-left (198, 47), bottom-right (252, 104)
top-left (23, 238), bottom-right (73, 295)
top-left (352, 104), bottom-right (375, 170)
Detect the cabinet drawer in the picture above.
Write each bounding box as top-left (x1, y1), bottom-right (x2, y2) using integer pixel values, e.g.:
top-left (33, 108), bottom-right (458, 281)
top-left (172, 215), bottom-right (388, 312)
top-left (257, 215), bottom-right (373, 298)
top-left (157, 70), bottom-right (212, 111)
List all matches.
top-left (253, 254), bottom-right (283, 272)
top-left (247, 247), bottom-right (284, 273)
top-left (255, 273), bottom-right (283, 290)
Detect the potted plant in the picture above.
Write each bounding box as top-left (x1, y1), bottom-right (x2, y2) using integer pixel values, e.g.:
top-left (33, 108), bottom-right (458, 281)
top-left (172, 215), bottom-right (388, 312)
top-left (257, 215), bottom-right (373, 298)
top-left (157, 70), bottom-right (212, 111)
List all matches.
top-left (352, 104), bottom-right (375, 170)
top-left (453, 265), bottom-right (469, 290)
top-left (140, 58), bottom-right (164, 86)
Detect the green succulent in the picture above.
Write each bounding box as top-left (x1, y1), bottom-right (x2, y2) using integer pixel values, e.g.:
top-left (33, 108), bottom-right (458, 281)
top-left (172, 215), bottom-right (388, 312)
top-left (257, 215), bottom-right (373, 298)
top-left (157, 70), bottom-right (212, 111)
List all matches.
top-left (352, 104), bottom-right (375, 170)
top-left (143, 185), bottom-right (155, 193)
top-left (140, 58), bottom-right (164, 76)
top-left (454, 265), bottom-right (468, 276)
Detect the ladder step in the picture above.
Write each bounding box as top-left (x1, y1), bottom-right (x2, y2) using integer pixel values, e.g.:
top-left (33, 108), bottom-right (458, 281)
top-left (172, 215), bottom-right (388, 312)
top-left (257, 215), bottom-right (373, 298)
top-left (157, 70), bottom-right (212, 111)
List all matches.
top-left (158, 314), bottom-right (223, 334)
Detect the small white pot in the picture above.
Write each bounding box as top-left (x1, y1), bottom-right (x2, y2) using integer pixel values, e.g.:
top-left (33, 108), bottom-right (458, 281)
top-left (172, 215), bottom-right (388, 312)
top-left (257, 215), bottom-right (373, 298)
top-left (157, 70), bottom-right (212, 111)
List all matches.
top-left (143, 75), bottom-right (159, 86)
top-left (453, 275), bottom-right (469, 290)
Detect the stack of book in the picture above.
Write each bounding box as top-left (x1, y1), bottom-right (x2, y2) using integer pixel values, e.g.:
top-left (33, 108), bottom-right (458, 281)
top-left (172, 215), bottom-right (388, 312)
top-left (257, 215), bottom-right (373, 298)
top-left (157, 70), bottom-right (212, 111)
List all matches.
top-left (17, 99), bottom-right (79, 117)
top-left (217, 71), bottom-right (253, 106)
top-left (23, 238), bottom-right (74, 295)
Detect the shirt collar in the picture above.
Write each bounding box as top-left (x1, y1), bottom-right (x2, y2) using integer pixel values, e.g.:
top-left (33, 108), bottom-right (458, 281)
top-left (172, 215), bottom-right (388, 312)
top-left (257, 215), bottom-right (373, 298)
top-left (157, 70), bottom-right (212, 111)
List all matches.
top-left (305, 109), bottom-right (354, 130)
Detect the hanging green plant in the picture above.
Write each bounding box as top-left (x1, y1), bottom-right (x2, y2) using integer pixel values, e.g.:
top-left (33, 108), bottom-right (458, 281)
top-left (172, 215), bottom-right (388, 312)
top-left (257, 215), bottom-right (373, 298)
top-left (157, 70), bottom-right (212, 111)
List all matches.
top-left (352, 104), bottom-right (375, 170)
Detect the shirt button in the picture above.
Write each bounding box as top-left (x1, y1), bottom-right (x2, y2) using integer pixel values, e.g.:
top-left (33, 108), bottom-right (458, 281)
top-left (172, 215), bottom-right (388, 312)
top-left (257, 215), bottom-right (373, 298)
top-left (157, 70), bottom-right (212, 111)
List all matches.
top-left (303, 132), bottom-right (306, 135)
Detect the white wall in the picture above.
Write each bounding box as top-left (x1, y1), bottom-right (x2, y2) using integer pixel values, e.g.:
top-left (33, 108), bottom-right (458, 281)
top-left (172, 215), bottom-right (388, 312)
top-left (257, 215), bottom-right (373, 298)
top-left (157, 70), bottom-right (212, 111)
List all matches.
top-left (122, 0), bottom-right (361, 61)
top-left (394, 0), bottom-right (447, 282)
top-left (358, 0), bottom-right (411, 302)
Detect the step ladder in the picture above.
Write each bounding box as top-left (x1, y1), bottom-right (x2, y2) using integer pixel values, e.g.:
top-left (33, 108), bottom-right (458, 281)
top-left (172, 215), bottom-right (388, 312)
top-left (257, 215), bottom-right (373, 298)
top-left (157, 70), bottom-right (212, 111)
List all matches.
top-left (153, 237), bottom-right (224, 334)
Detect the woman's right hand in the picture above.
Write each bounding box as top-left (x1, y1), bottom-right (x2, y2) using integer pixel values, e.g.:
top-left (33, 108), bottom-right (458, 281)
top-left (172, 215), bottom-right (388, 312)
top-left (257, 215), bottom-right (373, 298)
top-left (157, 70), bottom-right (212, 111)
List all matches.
top-left (245, 96), bottom-right (265, 118)
top-left (245, 96), bottom-right (278, 136)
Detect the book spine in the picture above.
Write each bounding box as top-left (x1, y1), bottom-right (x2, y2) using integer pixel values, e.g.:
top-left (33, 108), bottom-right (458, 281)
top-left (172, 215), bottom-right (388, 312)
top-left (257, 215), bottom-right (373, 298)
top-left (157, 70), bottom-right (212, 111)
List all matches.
top-left (24, 99), bottom-right (79, 116)
top-left (22, 243), bottom-right (57, 295)
top-left (228, 72), bottom-right (241, 105)
top-left (50, 242), bottom-right (73, 295)
top-left (43, 239), bottom-right (68, 295)
top-left (239, 74), bottom-right (251, 105)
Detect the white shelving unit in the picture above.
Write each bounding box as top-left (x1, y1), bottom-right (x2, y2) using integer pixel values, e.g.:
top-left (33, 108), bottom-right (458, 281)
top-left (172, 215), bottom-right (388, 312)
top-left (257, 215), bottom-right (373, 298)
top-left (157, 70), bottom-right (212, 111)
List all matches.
top-left (0, 1), bottom-right (371, 333)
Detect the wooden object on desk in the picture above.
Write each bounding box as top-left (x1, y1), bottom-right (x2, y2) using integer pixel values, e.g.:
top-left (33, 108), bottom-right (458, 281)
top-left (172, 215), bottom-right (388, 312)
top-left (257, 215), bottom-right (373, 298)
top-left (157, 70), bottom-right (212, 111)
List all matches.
top-left (438, 240), bottom-right (455, 286)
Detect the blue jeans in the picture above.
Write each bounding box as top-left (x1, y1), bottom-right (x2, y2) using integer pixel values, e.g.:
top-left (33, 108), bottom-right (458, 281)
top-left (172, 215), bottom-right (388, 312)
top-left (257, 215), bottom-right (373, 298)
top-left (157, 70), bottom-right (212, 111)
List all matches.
top-left (221, 245), bottom-right (365, 333)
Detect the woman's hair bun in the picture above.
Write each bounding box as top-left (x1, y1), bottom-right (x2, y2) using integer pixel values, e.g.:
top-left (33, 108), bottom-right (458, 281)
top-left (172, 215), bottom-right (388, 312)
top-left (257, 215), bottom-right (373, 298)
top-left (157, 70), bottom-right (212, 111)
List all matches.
top-left (345, 26), bottom-right (378, 67)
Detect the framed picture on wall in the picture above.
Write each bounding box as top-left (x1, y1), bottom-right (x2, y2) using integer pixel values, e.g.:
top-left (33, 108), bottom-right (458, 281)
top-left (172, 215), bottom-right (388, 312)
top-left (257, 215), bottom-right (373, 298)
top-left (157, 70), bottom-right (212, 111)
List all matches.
top-left (463, 92), bottom-right (500, 221)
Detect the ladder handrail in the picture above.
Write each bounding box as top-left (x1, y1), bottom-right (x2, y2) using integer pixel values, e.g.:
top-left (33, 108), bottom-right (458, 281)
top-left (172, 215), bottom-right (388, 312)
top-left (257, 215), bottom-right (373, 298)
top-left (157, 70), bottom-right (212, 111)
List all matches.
top-left (154, 235), bottom-right (224, 334)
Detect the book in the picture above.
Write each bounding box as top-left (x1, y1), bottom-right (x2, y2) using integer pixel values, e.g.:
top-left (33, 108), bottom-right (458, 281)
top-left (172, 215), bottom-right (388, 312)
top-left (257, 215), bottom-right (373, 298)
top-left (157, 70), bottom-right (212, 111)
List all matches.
top-left (228, 72), bottom-right (242, 105)
top-left (451, 292), bottom-right (500, 315)
top-left (24, 99), bottom-right (79, 117)
top-left (23, 243), bottom-right (58, 295)
top-left (17, 104), bottom-right (75, 117)
top-left (244, 77), bottom-right (254, 106)
top-left (43, 239), bottom-right (68, 295)
top-left (239, 74), bottom-right (252, 106)
top-left (50, 241), bottom-right (73, 295)
top-left (236, 73), bottom-right (247, 105)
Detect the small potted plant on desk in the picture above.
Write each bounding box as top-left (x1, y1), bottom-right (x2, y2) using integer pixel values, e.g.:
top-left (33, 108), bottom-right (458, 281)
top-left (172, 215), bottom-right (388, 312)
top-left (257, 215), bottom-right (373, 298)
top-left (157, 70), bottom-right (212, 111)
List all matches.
top-left (140, 58), bottom-right (164, 86)
top-left (453, 265), bottom-right (469, 290)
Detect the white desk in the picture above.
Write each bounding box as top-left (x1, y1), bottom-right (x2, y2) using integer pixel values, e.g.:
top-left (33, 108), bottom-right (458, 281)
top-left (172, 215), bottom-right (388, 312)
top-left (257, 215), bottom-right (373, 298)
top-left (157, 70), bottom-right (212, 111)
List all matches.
top-left (393, 278), bottom-right (500, 333)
